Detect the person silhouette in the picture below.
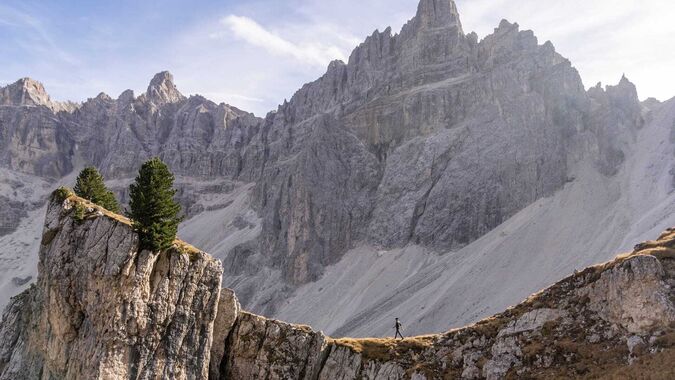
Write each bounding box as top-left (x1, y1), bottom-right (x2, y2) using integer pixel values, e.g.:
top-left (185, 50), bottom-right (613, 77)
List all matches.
top-left (394, 318), bottom-right (404, 339)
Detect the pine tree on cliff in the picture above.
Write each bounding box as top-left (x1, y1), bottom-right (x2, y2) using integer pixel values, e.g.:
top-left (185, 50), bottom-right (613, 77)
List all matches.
top-left (73, 167), bottom-right (120, 213)
top-left (128, 158), bottom-right (182, 252)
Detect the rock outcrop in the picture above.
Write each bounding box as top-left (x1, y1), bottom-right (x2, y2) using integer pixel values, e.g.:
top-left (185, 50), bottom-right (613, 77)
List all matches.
top-left (0, 0), bottom-right (651, 314)
top-left (3, 195), bottom-right (673, 379)
top-left (0, 192), bottom-right (223, 379)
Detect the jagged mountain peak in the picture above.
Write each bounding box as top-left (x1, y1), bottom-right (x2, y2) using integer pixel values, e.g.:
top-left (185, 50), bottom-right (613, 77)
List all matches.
top-left (590, 75), bottom-right (640, 103)
top-left (617, 73), bottom-right (639, 93)
top-left (0, 77), bottom-right (52, 108)
top-left (12, 77), bottom-right (46, 92)
top-left (94, 92), bottom-right (112, 101)
top-left (145, 70), bottom-right (185, 104)
top-left (117, 88), bottom-right (135, 104)
top-left (414, 0), bottom-right (463, 32)
top-left (0, 77), bottom-right (78, 112)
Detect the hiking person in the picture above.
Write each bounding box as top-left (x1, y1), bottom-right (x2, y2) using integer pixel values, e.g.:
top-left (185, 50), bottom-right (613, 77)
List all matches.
top-left (395, 318), bottom-right (404, 339)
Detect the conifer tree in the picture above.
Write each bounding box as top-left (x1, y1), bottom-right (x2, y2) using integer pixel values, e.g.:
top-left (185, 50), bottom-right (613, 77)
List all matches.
top-left (128, 158), bottom-right (181, 252)
top-left (73, 167), bottom-right (120, 213)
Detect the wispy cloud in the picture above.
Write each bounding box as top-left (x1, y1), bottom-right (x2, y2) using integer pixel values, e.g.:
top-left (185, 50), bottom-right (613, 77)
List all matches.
top-left (220, 15), bottom-right (348, 67)
top-left (0, 4), bottom-right (79, 66)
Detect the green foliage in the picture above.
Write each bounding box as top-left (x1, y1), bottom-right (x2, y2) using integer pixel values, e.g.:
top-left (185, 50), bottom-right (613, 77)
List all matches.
top-left (73, 203), bottom-right (87, 224)
top-left (128, 158), bottom-right (182, 252)
top-left (73, 167), bottom-right (120, 213)
top-left (53, 187), bottom-right (72, 203)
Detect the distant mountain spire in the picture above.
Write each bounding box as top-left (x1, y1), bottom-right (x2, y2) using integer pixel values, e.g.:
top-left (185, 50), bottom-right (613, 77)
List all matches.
top-left (414, 0), bottom-right (463, 33)
top-left (0, 78), bottom-right (53, 108)
top-left (146, 71), bottom-right (185, 104)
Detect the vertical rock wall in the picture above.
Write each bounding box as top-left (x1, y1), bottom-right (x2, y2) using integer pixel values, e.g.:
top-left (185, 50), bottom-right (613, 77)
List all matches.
top-left (0, 194), bottom-right (223, 379)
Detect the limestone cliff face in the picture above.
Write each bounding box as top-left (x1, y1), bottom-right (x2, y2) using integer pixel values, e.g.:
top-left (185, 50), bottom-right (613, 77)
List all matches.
top-left (220, 1), bottom-right (645, 290)
top-left (1, 194), bottom-right (674, 379)
top-left (0, 194), bottom-right (223, 379)
top-left (0, 72), bottom-right (262, 179)
top-left (0, 0), bottom-right (649, 309)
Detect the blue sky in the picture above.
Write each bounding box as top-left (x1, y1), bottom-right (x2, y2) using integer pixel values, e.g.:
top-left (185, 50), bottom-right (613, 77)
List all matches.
top-left (1, 0), bottom-right (673, 116)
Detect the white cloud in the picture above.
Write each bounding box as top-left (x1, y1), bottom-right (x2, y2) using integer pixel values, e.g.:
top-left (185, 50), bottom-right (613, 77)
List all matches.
top-left (221, 15), bottom-right (348, 67)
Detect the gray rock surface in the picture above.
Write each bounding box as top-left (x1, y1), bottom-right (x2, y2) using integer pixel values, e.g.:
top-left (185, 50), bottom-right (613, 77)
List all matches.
top-left (0, 194), bottom-right (223, 379)
top-left (222, 312), bottom-right (327, 379)
top-left (209, 288), bottom-right (240, 380)
top-left (2, 191), bottom-right (675, 379)
top-left (0, 0), bottom-right (652, 315)
top-left (577, 254), bottom-right (675, 334)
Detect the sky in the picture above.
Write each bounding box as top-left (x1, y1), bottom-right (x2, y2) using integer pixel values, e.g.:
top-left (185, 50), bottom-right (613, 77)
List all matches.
top-left (0, 0), bottom-right (673, 116)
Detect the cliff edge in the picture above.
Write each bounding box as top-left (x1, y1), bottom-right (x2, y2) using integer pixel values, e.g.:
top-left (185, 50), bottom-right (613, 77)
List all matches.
top-left (0, 192), bottom-right (223, 379)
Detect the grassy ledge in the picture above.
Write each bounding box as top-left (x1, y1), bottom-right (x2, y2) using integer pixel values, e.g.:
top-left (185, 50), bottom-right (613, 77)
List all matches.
top-left (51, 187), bottom-right (203, 256)
top-left (329, 335), bottom-right (437, 361)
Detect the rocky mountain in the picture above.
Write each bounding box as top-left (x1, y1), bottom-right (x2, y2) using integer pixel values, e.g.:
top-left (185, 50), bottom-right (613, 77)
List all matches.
top-left (0, 0), bottom-right (673, 339)
top-left (1, 193), bottom-right (673, 379)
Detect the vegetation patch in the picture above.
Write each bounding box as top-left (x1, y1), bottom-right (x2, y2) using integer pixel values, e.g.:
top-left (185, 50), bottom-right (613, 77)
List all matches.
top-left (128, 158), bottom-right (182, 252)
top-left (73, 203), bottom-right (87, 224)
top-left (653, 330), bottom-right (675, 349)
top-left (468, 315), bottom-right (509, 338)
top-left (61, 192), bottom-right (204, 258)
top-left (173, 241), bottom-right (203, 258)
top-left (330, 335), bottom-right (435, 361)
top-left (62, 194), bottom-right (132, 227)
top-left (52, 187), bottom-right (73, 203)
top-left (73, 167), bottom-right (120, 212)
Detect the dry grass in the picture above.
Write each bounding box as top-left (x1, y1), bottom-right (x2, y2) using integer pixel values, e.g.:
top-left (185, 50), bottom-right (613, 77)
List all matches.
top-left (330, 335), bottom-right (436, 361)
top-left (55, 189), bottom-right (203, 256)
top-left (599, 349), bottom-right (675, 379)
top-left (62, 192), bottom-right (133, 226)
top-left (172, 240), bottom-right (205, 257)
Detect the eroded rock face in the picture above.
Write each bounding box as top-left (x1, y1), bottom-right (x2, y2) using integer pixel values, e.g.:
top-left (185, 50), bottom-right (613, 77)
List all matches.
top-left (578, 254), bottom-right (675, 333)
top-left (0, 78), bottom-right (75, 112)
top-left (0, 195), bottom-right (223, 379)
top-left (209, 288), bottom-right (240, 380)
top-left (0, 0), bottom-right (648, 309)
top-left (223, 0), bottom-right (645, 289)
top-left (1, 194), bottom-right (674, 379)
top-left (222, 312), bottom-right (327, 379)
top-left (586, 76), bottom-right (645, 175)
top-left (0, 73), bottom-right (262, 180)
